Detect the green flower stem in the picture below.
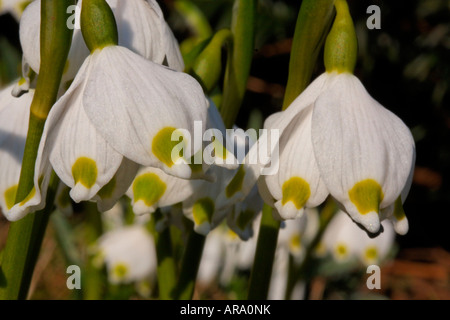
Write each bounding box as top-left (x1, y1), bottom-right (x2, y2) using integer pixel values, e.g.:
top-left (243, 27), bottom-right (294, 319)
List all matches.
top-left (247, 204), bottom-right (281, 300)
top-left (0, 172), bottom-right (59, 300)
top-left (324, 0), bottom-right (358, 74)
top-left (82, 202), bottom-right (105, 300)
top-left (285, 198), bottom-right (337, 300)
top-left (173, 229), bottom-right (205, 300)
top-left (50, 211), bottom-right (83, 300)
top-left (148, 210), bottom-right (177, 300)
top-left (282, 0), bottom-right (335, 110)
top-left (247, 0), bottom-right (336, 300)
top-left (220, 0), bottom-right (256, 128)
top-left (0, 0), bottom-right (74, 300)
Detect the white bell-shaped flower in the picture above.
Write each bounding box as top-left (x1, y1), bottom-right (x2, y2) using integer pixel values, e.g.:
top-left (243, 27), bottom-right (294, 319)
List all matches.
top-left (93, 224), bottom-right (157, 284)
top-left (245, 71), bottom-right (415, 235)
top-left (321, 210), bottom-right (395, 266)
top-left (7, 1), bottom-right (209, 221)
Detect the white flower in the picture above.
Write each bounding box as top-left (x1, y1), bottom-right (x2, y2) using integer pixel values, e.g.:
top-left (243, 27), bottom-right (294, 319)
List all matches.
top-left (126, 166), bottom-right (201, 216)
top-left (94, 224), bottom-right (157, 284)
top-left (255, 71), bottom-right (415, 235)
top-left (8, 34), bottom-right (208, 221)
top-left (0, 82), bottom-right (33, 215)
top-left (321, 210), bottom-right (396, 266)
top-left (19, 0), bottom-right (184, 88)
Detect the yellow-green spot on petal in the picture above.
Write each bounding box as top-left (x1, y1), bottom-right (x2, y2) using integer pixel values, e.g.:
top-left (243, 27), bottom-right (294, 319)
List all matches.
top-left (18, 77), bottom-right (26, 86)
top-left (72, 157), bottom-right (98, 189)
top-left (19, 175), bottom-right (43, 207)
top-left (226, 165), bottom-right (245, 198)
top-left (281, 177), bottom-right (311, 209)
top-left (192, 197), bottom-right (215, 227)
top-left (97, 177), bottom-right (116, 199)
top-left (289, 234), bottom-right (302, 252)
top-left (212, 137), bottom-right (228, 160)
top-left (4, 185), bottom-right (18, 210)
top-left (364, 246), bottom-right (378, 262)
top-left (348, 179), bottom-right (384, 215)
top-left (152, 127), bottom-right (185, 168)
top-left (393, 196), bottom-right (406, 221)
top-left (19, 1), bottom-right (32, 12)
top-left (236, 209), bottom-right (255, 230)
top-left (133, 173), bottom-right (166, 207)
top-left (336, 243), bottom-right (348, 258)
top-left (112, 263), bottom-right (128, 280)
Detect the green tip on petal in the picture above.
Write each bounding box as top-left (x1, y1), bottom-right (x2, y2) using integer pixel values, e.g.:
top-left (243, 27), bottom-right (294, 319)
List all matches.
top-left (81, 0), bottom-right (119, 52)
top-left (132, 173), bottom-right (167, 208)
top-left (348, 179), bottom-right (384, 215)
top-left (4, 185), bottom-right (18, 210)
top-left (281, 176), bottom-right (311, 210)
top-left (364, 246), bottom-right (378, 263)
top-left (335, 243), bottom-right (348, 259)
top-left (225, 165), bottom-right (245, 198)
top-left (192, 197), bottom-right (215, 227)
top-left (72, 157), bottom-right (98, 189)
top-left (152, 127), bottom-right (186, 168)
top-left (112, 263), bottom-right (129, 280)
top-left (97, 177), bottom-right (116, 199)
top-left (236, 209), bottom-right (255, 231)
top-left (324, 0), bottom-right (358, 74)
top-left (393, 196), bottom-right (406, 221)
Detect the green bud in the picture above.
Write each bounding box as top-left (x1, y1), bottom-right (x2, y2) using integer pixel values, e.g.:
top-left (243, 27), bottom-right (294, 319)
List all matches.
top-left (191, 29), bottom-right (233, 93)
top-left (81, 0), bottom-right (118, 52)
top-left (324, 0), bottom-right (358, 74)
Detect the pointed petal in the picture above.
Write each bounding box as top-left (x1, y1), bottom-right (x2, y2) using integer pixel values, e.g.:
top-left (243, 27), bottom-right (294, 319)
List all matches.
top-left (0, 84), bottom-right (33, 216)
top-left (83, 46), bottom-right (208, 178)
top-left (265, 106), bottom-right (328, 220)
top-left (95, 157), bottom-right (140, 212)
top-left (48, 84), bottom-right (124, 203)
top-left (312, 73), bottom-right (415, 234)
top-left (218, 73), bottom-right (331, 209)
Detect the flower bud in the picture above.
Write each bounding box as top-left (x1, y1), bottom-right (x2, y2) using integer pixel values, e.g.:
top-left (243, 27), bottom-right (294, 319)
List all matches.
top-left (81, 0), bottom-right (118, 52)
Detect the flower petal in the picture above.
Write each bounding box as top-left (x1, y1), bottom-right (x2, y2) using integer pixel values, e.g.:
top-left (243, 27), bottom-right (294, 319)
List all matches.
top-left (34, 57), bottom-right (125, 205)
top-left (126, 166), bottom-right (200, 215)
top-left (0, 83), bottom-right (33, 216)
top-left (265, 105), bottom-right (328, 220)
top-left (83, 46), bottom-right (208, 179)
top-left (312, 73), bottom-right (416, 234)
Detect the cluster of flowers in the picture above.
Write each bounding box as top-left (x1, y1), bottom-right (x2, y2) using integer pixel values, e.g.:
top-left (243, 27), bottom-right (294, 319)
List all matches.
top-left (0, 0), bottom-right (415, 290)
top-left (0, 0), bottom-right (261, 240)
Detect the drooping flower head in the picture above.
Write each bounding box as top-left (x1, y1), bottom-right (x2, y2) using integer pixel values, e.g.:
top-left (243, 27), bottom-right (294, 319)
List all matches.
top-left (247, 0), bottom-right (415, 236)
top-left (7, 0), bottom-right (209, 221)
